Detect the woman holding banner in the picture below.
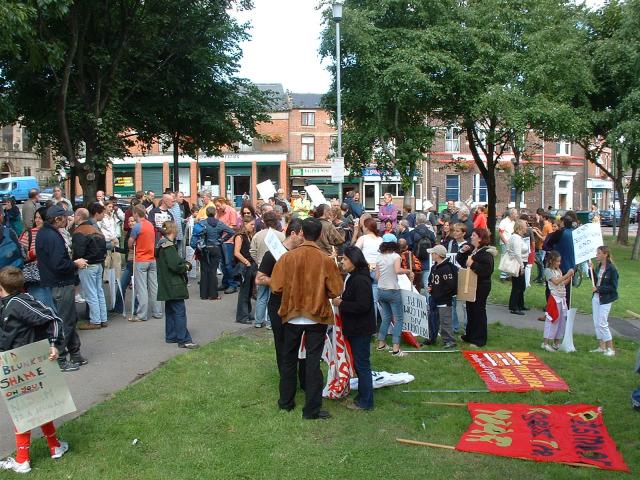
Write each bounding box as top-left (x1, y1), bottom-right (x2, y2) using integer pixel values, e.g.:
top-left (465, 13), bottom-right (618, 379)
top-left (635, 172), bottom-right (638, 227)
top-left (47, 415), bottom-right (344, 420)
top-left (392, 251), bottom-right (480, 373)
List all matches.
top-left (458, 228), bottom-right (496, 347)
top-left (590, 246), bottom-right (618, 357)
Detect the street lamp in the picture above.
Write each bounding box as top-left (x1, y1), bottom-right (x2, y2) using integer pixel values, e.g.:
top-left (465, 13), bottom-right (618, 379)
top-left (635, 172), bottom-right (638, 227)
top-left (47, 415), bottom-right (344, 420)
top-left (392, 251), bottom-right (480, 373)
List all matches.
top-left (333, 1), bottom-right (344, 200)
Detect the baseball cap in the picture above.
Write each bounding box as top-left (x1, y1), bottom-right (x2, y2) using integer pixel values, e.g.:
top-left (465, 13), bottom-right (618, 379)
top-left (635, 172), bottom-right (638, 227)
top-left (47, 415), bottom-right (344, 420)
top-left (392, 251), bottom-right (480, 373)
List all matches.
top-left (382, 233), bottom-right (397, 243)
top-left (46, 204), bottom-right (73, 220)
top-left (427, 244), bottom-right (447, 258)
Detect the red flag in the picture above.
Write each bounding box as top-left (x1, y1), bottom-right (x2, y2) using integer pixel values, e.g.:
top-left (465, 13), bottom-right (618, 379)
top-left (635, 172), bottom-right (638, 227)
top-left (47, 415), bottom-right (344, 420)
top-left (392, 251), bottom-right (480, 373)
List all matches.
top-left (402, 331), bottom-right (421, 348)
top-left (545, 296), bottom-right (559, 323)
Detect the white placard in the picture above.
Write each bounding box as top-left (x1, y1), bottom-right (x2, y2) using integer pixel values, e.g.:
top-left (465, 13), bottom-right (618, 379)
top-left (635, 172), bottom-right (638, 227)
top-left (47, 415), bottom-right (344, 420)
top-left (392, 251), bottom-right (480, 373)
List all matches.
top-left (304, 185), bottom-right (328, 207)
top-left (401, 289), bottom-right (429, 338)
top-left (573, 223), bottom-right (604, 265)
top-left (265, 228), bottom-right (287, 261)
top-left (422, 200), bottom-right (433, 210)
top-left (256, 179), bottom-right (277, 201)
top-left (331, 157), bottom-right (345, 183)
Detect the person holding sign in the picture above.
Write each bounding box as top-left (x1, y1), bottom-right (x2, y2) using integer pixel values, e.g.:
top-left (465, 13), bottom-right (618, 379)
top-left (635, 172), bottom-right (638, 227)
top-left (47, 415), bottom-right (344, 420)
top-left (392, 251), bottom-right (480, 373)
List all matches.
top-left (542, 251), bottom-right (574, 352)
top-left (590, 246), bottom-right (619, 357)
top-left (426, 245), bottom-right (458, 349)
top-left (0, 267), bottom-right (69, 474)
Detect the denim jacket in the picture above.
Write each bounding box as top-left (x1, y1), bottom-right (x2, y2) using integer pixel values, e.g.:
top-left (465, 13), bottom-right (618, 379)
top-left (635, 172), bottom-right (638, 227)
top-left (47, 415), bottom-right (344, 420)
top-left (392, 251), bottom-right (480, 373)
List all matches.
top-left (593, 262), bottom-right (618, 305)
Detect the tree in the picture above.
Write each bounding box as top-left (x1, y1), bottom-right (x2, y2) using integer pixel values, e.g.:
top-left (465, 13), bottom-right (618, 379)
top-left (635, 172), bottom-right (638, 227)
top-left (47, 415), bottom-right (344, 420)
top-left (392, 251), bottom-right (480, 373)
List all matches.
top-left (0, 0), bottom-right (261, 204)
top-left (319, 0), bottom-right (464, 205)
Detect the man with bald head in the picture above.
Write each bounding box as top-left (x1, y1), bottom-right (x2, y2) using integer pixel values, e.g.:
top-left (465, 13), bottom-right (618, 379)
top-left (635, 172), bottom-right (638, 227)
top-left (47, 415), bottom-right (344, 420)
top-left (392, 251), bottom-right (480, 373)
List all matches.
top-left (148, 193), bottom-right (175, 241)
top-left (96, 190), bottom-right (105, 205)
top-left (72, 204), bottom-right (108, 329)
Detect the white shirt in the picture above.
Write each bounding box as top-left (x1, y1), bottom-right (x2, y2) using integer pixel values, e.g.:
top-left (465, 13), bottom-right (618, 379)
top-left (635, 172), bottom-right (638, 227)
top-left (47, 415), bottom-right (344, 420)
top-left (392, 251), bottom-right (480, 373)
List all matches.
top-left (356, 234), bottom-right (383, 265)
top-left (99, 213), bottom-right (121, 242)
top-left (498, 217), bottom-right (515, 245)
top-left (377, 252), bottom-right (401, 290)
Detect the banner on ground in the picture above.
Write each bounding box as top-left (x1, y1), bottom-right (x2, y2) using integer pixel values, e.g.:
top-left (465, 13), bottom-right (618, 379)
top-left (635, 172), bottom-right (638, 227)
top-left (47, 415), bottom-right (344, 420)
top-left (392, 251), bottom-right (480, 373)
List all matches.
top-left (573, 222), bottom-right (604, 265)
top-left (0, 340), bottom-right (76, 433)
top-left (463, 351), bottom-right (569, 392)
top-left (456, 403), bottom-right (628, 472)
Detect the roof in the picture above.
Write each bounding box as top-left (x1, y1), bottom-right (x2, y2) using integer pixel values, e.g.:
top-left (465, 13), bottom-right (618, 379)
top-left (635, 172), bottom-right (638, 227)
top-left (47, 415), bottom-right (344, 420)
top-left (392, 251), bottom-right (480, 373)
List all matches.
top-left (289, 93), bottom-right (323, 109)
top-left (256, 83), bottom-right (290, 111)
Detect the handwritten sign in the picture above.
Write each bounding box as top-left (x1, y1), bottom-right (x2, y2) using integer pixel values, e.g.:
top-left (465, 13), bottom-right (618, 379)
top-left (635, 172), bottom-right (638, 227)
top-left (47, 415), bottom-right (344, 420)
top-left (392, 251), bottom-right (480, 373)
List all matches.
top-left (573, 223), bottom-right (604, 265)
top-left (256, 179), bottom-right (276, 201)
top-left (401, 289), bottom-right (429, 338)
top-left (1, 340), bottom-right (76, 433)
top-left (265, 228), bottom-right (287, 261)
top-left (304, 185), bottom-right (328, 208)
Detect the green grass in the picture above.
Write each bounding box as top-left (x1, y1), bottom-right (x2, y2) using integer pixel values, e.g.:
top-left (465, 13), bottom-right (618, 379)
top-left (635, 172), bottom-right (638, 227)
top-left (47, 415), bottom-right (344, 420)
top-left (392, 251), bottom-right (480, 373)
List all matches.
top-left (489, 238), bottom-right (638, 318)
top-left (12, 326), bottom-right (640, 479)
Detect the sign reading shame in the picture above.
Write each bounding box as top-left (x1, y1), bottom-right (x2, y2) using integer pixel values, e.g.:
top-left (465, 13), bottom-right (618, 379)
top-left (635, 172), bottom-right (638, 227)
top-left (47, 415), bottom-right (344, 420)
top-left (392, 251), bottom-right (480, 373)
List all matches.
top-left (0, 340), bottom-right (76, 433)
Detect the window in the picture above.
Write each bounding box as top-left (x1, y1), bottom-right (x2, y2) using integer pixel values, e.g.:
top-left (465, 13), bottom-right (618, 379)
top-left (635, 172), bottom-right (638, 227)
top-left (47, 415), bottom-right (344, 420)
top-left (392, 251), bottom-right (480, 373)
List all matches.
top-left (380, 183), bottom-right (406, 197)
top-left (328, 135), bottom-right (338, 159)
top-left (445, 127), bottom-right (460, 152)
top-left (510, 187), bottom-right (525, 204)
top-left (473, 174), bottom-right (487, 203)
top-left (445, 175), bottom-right (460, 201)
top-left (301, 135), bottom-right (315, 161)
top-left (556, 140), bottom-right (571, 156)
top-left (301, 111), bottom-right (315, 126)
top-left (23, 166), bottom-right (31, 176)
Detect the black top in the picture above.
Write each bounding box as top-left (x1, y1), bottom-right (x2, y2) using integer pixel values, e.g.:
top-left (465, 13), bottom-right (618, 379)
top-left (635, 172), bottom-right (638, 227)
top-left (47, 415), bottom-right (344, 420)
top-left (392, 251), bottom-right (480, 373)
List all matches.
top-left (339, 269), bottom-right (376, 337)
top-left (235, 233), bottom-right (253, 264)
top-left (35, 222), bottom-right (77, 287)
top-left (259, 250), bottom-right (282, 311)
top-left (428, 258), bottom-right (458, 306)
top-left (0, 293), bottom-right (64, 351)
top-left (464, 246), bottom-right (495, 287)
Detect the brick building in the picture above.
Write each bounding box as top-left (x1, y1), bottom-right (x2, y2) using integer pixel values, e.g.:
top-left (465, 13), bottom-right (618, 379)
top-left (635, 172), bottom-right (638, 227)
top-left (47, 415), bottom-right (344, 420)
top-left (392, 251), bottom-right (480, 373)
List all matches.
top-left (0, 124), bottom-right (55, 184)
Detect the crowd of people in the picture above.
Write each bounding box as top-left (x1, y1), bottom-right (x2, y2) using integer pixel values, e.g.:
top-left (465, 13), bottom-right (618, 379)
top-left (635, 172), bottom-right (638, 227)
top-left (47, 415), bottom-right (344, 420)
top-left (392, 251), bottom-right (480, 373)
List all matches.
top-left (0, 185), bottom-right (621, 472)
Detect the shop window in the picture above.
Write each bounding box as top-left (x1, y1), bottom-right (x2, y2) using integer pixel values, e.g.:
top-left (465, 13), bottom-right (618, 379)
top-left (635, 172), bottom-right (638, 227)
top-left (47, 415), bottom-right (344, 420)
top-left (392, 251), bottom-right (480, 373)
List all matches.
top-left (380, 183), bottom-right (406, 197)
top-left (199, 166), bottom-right (220, 196)
top-left (301, 135), bottom-right (315, 161)
top-left (257, 164), bottom-right (280, 188)
top-left (301, 111), bottom-right (315, 126)
top-left (445, 174), bottom-right (459, 201)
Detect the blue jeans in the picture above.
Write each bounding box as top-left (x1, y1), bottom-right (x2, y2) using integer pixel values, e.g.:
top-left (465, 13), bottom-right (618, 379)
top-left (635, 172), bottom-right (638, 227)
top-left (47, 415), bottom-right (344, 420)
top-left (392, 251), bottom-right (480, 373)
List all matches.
top-left (221, 243), bottom-right (239, 289)
top-left (27, 284), bottom-right (54, 308)
top-left (346, 334), bottom-right (374, 409)
top-left (79, 264), bottom-right (107, 324)
top-left (377, 288), bottom-right (404, 345)
top-left (165, 299), bottom-right (192, 344)
top-left (114, 260), bottom-right (137, 314)
top-left (255, 284), bottom-right (270, 326)
top-left (452, 296), bottom-right (467, 332)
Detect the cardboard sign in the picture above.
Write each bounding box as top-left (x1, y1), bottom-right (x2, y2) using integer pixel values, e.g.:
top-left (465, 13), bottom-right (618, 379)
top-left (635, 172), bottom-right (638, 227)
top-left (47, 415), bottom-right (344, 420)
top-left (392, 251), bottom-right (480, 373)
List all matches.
top-left (457, 268), bottom-right (477, 303)
top-left (265, 228), bottom-right (287, 261)
top-left (457, 403), bottom-right (628, 472)
top-left (0, 340), bottom-right (76, 433)
top-left (573, 222), bottom-right (604, 265)
top-left (463, 351), bottom-right (569, 392)
top-left (401, 289), bottom-right (429, 338)
top-left (256, 179), bottom-right (276, 201)
top-left (304, 185), bottom-right (328, 207)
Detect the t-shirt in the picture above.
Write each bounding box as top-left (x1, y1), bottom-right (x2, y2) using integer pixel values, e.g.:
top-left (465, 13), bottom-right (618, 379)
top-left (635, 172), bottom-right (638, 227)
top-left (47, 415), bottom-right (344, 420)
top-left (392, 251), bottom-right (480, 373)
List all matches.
top-left (544, 268), bottom-right (565, 298)
top-left (131, 218), bottom-right (156, 262)
top-left (377, 252), bottom-right (400, 290)
top-left (498, 217), bottom-right (515, 244)
top-left (356, 235), bottom-right (383, 265)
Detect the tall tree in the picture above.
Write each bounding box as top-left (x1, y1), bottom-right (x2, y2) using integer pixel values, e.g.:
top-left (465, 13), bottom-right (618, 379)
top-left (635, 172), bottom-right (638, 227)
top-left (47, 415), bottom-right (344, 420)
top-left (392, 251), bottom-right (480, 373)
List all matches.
top-left (320, 0), bottom-right (464, 205)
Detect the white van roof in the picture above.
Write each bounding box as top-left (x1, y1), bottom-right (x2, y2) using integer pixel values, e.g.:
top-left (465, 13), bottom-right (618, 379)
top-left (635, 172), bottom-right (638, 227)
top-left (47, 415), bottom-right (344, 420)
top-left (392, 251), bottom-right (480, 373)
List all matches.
top-left (0, 176), bottom-right (38, 183)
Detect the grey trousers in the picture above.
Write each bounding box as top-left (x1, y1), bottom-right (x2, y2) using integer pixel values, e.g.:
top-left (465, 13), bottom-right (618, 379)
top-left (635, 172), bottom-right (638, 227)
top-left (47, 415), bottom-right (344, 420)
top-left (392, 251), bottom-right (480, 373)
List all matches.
top-left (134, 261), bottom-right (162, 320)
top-left (51, 284), bottom-right (82, 357)
top-left (438, 305), bottom-right (456, 345)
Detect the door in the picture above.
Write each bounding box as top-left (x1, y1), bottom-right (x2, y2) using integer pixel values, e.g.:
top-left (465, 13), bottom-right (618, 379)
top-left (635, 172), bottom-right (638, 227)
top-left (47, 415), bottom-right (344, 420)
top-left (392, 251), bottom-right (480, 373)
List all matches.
top-left (142, 167), bottom-right (163, 195)
top-left (364, 182), bottom-right (379, 212)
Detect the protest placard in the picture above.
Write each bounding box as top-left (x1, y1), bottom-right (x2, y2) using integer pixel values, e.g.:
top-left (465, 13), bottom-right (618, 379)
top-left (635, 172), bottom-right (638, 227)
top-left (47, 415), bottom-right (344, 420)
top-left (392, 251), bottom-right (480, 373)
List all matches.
top-left (401, 289), bottom-right (429, 338)
top-left (573, 222), bottom-right (604, 265)
top-left (0, 340), bottom-right (76, 433)
top-left (265, 228), bottom-right (287, 261)
top-left (304, 185), bottom-right (328, 207)
top-left (256, 179), bottom-right (276, 201)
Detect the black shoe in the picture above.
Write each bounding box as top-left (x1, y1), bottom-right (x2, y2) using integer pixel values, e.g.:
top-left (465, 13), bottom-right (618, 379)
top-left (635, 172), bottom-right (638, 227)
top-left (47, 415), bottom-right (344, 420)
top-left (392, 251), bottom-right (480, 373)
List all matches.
top-left (224, 287), bottom-right (238, 294)
top-left (521, 307), bottom-right (530, 311)
top-left (217, 286), bottom-right (227, 291)
top-left (70, 354), bottom-right (88, 366)
top-left (304, 410), bottom-right (331, 420)
top-left (59, 360), bottom-right (80, 372)
top-left (510, 310), bottom-right (525, 316)
top-left (421, 339), bottom-right (436, 346)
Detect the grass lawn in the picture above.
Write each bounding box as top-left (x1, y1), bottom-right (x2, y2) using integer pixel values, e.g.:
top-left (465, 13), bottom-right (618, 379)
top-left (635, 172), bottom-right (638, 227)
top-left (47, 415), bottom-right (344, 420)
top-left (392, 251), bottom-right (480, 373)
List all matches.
top-left (11, 325), bottom-right (639, 480)
top-left (489, 238), bottom-right (638, 318)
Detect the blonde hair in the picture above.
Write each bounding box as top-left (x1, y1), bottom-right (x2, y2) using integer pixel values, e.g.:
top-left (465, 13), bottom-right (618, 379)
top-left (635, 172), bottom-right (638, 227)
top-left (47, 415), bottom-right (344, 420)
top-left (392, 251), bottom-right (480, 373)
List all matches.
top-left (161, 220), bottom-right (178, 237)
top-left (514, 219), bottom-right (528, 235)
top-left (597, 245), bottom-right (613, 264)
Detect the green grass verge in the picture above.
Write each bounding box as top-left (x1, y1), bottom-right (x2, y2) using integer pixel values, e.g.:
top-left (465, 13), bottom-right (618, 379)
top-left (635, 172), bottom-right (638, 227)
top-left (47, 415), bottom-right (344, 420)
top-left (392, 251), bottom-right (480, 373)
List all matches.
top-left (12, 326), bottom-right (640, 479)
top-left (489, 238), bottom-right (638, 318)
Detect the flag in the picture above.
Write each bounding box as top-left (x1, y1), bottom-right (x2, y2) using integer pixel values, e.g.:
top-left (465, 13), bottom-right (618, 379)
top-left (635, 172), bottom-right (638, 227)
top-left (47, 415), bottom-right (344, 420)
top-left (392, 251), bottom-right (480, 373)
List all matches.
top-left (545, 296), bottom-right (559, 323)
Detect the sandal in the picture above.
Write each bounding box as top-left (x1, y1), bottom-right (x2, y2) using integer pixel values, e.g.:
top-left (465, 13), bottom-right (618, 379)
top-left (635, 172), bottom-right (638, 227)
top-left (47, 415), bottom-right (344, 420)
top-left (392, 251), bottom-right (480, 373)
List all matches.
top-left (391, 350), bottom-right (406, 357)
top-left (376, 344), bottom-right (389, 351)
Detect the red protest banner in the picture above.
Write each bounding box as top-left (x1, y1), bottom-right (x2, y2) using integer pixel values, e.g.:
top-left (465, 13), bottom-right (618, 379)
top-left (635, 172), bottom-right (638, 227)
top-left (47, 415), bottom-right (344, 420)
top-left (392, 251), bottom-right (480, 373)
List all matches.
top-left (463, 351), bottom-right (568, 392)
top-left (456, 403), bottom-right (629, 472)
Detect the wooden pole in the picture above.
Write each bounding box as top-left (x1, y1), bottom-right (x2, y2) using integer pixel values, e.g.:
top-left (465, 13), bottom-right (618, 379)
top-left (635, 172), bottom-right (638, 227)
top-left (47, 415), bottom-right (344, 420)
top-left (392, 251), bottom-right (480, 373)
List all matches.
top-left (403, 350), bottom-right (460, 353)
top-left (402, 389), bottom-right (489, 393)
top-left (423, 401), bottom-right (466, 407)
top-left (395, 438), bottom-right (599, 469)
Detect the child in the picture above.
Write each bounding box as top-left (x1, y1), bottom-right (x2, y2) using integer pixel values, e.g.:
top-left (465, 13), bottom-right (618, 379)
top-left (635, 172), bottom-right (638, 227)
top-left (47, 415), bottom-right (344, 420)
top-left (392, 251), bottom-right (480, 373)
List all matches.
top-left (0, 267), bottom-right (68, 474)
top-left (426, 245), bottom-right (458, 349)
top-left (590, 245), bottom-right (618, 356)
top-left (383, 220), bottom-right (394, 236)
top-left (542, 251), bottom-right (574, 352)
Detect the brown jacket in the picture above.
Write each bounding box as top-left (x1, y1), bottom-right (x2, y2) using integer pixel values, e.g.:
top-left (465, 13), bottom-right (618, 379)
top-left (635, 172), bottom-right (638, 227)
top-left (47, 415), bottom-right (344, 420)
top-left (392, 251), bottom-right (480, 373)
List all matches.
top-left (316, 218), bottom-right (345, 255)
top-left (270, 241), bottom-right (343, 324)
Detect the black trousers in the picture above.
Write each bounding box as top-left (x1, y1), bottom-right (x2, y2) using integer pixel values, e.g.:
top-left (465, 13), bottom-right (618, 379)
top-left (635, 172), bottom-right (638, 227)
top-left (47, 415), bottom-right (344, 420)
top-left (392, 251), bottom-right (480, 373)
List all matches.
top-left (52, 284), bottom-right (82, 358)
top-left (464, 286), bottom-right (489, 347)
top-left (235, 263), bottom-right (256, 322)
top-left (199, 246), bottom-right (221, 299)
top-left (269, 302), bottom-right (305, 388)
top-left (278, 322), bottom-right (327, 418)
top-left (509, 271), bottom-right (526, 311)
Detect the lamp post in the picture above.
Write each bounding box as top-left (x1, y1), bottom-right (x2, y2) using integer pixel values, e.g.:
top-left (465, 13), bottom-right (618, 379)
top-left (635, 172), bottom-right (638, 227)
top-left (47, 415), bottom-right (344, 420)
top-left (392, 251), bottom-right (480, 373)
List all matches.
top-left (333, 1), bottom-right (344, 201)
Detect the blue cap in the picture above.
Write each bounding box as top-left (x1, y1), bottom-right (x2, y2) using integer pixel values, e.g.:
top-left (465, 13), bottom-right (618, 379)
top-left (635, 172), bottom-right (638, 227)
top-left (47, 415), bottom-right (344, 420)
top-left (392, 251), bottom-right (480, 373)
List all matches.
top-left (46, 205), bottom-right (73, 219)
top-left (382, 233), bottom-right (397, 243)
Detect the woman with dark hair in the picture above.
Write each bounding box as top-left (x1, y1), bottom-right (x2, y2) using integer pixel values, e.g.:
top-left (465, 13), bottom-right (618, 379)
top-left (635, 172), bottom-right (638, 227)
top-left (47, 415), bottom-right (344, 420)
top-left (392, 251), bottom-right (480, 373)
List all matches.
top-left (3, 197), bottom-right (24, 235)
top-left (457, 228), bottom-right (497, 347)
top-left (331, 246), bottom-right (375, 410)
top-left (18, 206), bottom-right (49, 304)
top-left (234, 215), bottom-right (256, 324)
top-left (590, 246), bottom-right (618, 356)
top-left (375, 240), bottom-right (414, 356)
top-left (240, 203), bottom-right (256, 218)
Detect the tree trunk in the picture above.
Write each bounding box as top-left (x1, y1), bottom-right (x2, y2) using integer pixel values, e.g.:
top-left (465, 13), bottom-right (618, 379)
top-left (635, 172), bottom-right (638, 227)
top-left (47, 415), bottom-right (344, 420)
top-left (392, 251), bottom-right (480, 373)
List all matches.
top-left (615, 183), bottom-right (629, 245)
top-left (172, 133), bottom-right (180, 193)
top-left (78, 149), bottom-right (98, 207)
top-left (486, 166), bottom-right (498, 244)
top-left (632, 225), bottom-right (640, 260)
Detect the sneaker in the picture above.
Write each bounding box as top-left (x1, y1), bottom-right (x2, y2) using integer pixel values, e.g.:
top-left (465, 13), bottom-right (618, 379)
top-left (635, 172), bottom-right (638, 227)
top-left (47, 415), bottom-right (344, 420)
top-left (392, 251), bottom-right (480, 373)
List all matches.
top-left (266, 324), bottom-right (272, 330)
top-left (74, 294), bottom-right (86, 303)
top-left (51, 441), bottom-right (69, 459)
top-left (128, 316), bottom-right (145, 322)
top-left (70, 354), bottom-right (88, 366)
top-left (589, 347), bottom-right (606, 353)
top-left (178, 342), bottom-right (199, 349)
top-left (443, 343), bottom-right (458, 350)
top-left (604, 348), bottom-right (616, 357)
top-left (224, 287), bottom-right (238, 294)
top-left (542, 344), bottom-right (556, 353)
top-left (78, 322), bottom-right (101, 330)
top-left (59, 360), bottom-right (80, 372)
top-left (100, 322), bottom-right (109, 328)
top-left (391, 350), bottom-right (406, 357)
top-left (254, 323), bottom-right (264, 329)
top-left (0, 457), bottom-right (31, 473)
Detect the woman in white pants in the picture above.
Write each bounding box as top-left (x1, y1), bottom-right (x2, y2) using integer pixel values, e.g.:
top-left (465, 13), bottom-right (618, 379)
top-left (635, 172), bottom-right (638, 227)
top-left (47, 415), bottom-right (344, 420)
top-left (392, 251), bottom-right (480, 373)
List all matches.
top-left (590, 246), bottom-right (619, 357)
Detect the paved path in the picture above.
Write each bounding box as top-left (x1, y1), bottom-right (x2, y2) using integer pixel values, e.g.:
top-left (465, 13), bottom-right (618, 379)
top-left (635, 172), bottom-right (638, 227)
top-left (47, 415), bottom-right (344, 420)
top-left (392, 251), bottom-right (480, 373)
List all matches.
top-left (2, 282), bottom-right (638, 456)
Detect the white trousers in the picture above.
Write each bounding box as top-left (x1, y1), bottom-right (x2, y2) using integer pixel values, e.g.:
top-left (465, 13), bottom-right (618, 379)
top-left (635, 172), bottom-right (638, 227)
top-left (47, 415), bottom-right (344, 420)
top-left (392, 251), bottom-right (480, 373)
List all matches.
top-left (592, 295), bottom-right (612, 342)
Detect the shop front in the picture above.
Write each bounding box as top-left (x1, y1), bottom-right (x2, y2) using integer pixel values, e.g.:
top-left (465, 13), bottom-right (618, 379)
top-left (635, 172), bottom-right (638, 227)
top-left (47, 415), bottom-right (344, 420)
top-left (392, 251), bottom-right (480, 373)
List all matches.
top-left (587, 178), bottom-right (613, 211)
top-left (361, 167), bottom-right (422, 212)
top-left (289, 165), bottom-right (358, 200)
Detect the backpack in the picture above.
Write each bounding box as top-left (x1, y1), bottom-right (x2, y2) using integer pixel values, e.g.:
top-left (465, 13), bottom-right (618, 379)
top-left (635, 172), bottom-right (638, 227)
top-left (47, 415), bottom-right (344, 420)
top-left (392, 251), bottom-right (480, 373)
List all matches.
top-left (413, 228), bottom-right (433, 261)
top-left (190, 220), bottom-right (207, 251)
top-left (0, 225), bottom-right (24, 269)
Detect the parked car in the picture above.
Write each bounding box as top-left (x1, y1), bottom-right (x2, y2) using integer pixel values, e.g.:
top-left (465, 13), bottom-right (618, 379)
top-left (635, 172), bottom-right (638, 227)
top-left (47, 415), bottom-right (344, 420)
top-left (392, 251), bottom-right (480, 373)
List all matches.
top-left (630, 206), bottom-right (637, 224)
top-left (599, 210), bottom-right (622, 227)
top-left (0, 176), bottom-right (39, 202)
top-left (39, 187), bottom-right (54, 204)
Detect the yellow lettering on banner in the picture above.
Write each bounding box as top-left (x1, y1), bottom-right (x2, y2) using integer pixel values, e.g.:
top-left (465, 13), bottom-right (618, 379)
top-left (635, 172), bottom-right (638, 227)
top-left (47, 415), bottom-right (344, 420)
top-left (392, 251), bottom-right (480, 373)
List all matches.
top-left (532, 439), bottom-right (559, 450)
top-left (466, 409), bottom-right (514, 447)
top-left (466, 432), bottom-right (513, 447)
top-left (527, 408), bottom-right (552, 415)
top-left (567, 410), bottom-right (601, 422)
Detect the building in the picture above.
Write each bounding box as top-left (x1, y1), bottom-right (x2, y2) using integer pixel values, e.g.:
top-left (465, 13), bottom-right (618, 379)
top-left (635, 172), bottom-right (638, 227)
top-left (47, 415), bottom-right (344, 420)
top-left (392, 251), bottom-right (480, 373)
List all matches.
top-left (0, 124), bottom-right (55, 184)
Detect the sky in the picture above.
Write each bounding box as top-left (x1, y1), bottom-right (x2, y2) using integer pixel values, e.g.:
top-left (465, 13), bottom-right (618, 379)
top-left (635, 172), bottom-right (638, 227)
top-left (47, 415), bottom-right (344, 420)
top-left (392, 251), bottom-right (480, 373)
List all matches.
top-left (234, 0), bottom-right (605, 95)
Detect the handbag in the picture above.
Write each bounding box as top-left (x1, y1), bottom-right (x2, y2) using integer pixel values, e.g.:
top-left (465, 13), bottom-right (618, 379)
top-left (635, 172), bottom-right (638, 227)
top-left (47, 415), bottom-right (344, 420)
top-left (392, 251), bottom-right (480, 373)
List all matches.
top-left (499, 252), bottom-right (520, 277)
top-left (23, 229), bottom-right (41, 283)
